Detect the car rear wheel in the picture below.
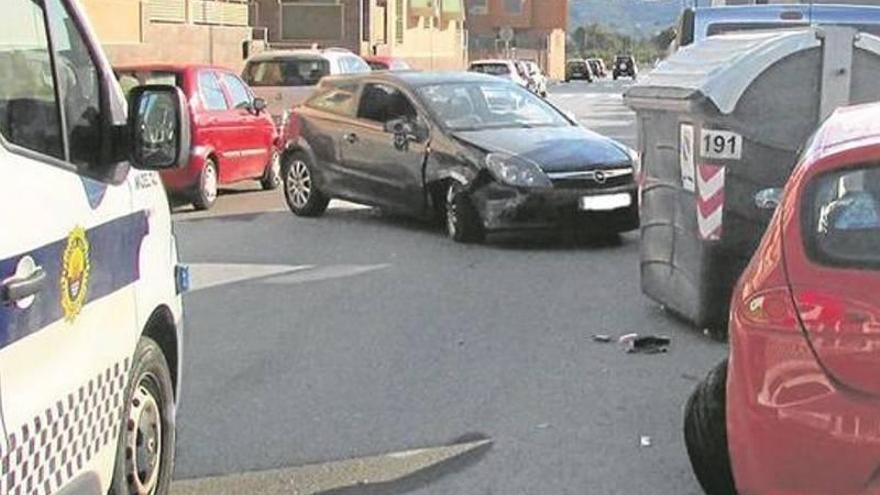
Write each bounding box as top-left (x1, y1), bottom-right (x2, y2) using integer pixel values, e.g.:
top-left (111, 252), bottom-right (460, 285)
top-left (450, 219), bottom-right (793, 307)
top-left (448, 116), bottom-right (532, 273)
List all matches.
top-left (445, 182), bottom-right (484, 243)
top-left (261, 150), bottom-right (282, 191)
top-left (684, 359), bottom-right (738, 495)
top-left (283, 152), bottom-right (329, 217)
top-left (192, 159), bottom-right (218, 210)
top-left (110, 337), bottom-right (175, 495)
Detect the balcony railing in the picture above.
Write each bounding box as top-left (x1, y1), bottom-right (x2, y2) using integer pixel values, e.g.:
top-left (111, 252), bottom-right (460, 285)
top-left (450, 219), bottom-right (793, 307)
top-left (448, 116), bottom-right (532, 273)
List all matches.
top-left (145, 0), bottom-right (249, 27)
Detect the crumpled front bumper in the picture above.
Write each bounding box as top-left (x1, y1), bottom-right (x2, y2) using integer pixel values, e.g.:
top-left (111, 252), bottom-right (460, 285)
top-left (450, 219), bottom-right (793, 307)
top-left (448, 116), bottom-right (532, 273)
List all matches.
top-left (470, 181), bottom-right (639, 233)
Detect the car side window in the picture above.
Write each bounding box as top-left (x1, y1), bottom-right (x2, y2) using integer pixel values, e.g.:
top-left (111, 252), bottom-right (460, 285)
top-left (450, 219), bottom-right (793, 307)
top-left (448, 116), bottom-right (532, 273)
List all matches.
top-left (0, 0), bottom-right (64, 159)
top-left (46, 0), bottom-right (102, 167)
top-left (306, 83), bottom-right (358, 116)
top-left (357, 83), bottom-right (417, 124)
top-left (221, 73), bottom-right (252, 109)
top-left (199, 71), bottom-right (229, 111)
top-left (807, 165), bottom-right (880, 269)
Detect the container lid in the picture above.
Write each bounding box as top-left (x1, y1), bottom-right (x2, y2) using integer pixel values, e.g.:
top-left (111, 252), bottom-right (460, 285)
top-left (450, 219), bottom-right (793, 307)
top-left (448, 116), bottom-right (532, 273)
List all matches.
top-left (625, 28), bottom-right (821, 114)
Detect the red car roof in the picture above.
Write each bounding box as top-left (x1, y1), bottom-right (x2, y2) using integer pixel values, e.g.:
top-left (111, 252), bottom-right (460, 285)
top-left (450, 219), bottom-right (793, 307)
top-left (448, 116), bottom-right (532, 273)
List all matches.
top-left (113, 63), bottom-right (234, 74)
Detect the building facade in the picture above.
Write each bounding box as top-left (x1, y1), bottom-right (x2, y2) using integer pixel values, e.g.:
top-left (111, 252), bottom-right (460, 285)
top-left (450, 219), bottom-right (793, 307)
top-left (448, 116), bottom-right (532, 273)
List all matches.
top-left (465, 0), bottom-right (567, 80)
top-left (82, 0), bottom-right (253, 70)
top-left (250, 0), bottom-right (468, 70)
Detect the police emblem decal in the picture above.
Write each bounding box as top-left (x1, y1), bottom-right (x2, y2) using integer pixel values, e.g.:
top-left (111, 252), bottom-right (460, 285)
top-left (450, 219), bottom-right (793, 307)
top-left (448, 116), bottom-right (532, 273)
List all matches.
top-left (61, 226), bottom-right (90, 322)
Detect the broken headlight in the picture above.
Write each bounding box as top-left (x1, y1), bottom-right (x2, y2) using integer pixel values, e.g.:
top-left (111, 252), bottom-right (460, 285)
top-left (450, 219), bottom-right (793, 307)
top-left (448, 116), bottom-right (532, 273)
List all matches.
top-left (485, 152), bottom-right (552, 188)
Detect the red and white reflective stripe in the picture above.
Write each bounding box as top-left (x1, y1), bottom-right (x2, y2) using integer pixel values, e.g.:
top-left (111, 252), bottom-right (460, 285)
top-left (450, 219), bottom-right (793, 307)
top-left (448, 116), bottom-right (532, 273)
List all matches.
top-left (696, 164), bottom-right (725, 241)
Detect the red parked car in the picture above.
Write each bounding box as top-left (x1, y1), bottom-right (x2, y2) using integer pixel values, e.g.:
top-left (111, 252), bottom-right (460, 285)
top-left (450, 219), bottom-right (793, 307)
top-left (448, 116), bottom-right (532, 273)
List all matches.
top-left (685, 102), bottom-right (880, 495)
top-left (116, 64), bottom-right (282, 210)
top-left (364, 55), bottom-right (412, 71)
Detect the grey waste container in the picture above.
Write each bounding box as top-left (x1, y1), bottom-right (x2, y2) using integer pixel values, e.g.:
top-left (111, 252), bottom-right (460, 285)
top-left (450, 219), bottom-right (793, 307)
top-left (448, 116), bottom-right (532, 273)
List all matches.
top-left (625, 27), bottom-right (880, 329)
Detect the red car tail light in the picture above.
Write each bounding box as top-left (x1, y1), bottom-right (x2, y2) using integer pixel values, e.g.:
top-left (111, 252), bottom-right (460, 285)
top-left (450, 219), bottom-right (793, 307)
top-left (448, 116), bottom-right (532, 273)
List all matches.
top-left (741, 287), bottom-right (801, 332)
top-left (793, 288), bottom-right (880, 396)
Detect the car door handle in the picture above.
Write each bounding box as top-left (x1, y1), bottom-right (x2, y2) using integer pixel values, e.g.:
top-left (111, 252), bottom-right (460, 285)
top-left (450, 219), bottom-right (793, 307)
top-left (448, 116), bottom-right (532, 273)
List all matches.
top-left (1, 266), bottom-right (46, 304)
top-left (343, 133), bottom-right (358, 144)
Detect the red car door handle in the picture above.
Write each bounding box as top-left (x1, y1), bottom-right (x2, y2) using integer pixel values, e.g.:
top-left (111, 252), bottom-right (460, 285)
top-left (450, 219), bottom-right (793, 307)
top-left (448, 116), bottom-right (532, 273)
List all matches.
top-left (343, 133), bottom-right (358, 144)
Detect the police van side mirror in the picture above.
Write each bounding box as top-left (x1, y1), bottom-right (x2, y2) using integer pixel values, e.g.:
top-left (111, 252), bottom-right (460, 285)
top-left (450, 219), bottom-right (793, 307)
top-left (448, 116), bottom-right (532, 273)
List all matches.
top-left (128, 85), bottom-right (191, 170)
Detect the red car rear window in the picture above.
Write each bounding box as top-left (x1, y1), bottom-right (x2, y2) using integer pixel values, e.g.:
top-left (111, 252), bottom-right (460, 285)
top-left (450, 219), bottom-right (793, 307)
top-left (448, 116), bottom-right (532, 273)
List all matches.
top-left (805, 164), bottom-right (880, 269)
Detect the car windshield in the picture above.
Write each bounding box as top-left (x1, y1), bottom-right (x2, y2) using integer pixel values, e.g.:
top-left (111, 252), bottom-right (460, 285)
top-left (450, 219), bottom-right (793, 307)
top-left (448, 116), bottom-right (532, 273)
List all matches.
top-left (243, 58), bottom-right (330, 87)
top-left (417, 81), bottom-right (570, 131)
top-left (469, 63), bottom-right (510, 76)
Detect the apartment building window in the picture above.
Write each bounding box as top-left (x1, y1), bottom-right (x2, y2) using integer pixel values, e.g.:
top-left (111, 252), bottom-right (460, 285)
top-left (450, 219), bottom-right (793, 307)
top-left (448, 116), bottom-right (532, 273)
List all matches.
top-left (468, 0), bottom-right (487, 15)
top-left (281, 0), bottom-right (344, 41)
top-left (503, 0), bottom-right (523, 15)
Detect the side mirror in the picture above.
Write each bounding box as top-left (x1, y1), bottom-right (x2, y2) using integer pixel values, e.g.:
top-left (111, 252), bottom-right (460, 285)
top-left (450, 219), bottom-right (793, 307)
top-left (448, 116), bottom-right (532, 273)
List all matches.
top-left (253, 97), bottom-right (267, 114)
top-left (384, 117), bottom-right (428, 143)
top-left (129, 85), bottom-right (190, 170)
top-left (755, 188), bottom-right (783, 210)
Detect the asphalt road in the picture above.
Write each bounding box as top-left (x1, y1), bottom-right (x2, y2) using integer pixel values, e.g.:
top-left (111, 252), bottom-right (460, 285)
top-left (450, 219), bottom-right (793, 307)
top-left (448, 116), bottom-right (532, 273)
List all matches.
top-left (170, 79), bottom-right (727, 495)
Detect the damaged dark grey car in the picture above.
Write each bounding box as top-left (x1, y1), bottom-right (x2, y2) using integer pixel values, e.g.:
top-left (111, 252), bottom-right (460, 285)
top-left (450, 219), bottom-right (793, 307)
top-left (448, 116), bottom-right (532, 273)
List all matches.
top-left (281, 71), bottom-right (639, 243)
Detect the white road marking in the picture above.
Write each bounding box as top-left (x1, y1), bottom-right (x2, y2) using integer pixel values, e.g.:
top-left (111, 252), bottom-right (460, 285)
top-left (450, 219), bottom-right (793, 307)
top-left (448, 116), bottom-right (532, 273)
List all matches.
top-left (186, 263), bottom-right (390, 292)
top-left (171, 438), bottom-right (493, 495)
top-left (261, 263), bottom-right (391, 285)
top-left (187, 263), bottom-right (313, 293)
top-left (580, 119), bottom-right (636, 129)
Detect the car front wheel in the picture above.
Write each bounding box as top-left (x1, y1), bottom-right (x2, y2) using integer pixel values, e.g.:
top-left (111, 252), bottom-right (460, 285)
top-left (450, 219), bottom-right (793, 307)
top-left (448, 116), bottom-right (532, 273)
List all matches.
top-left (684, 360), bottom-right (738, 495)
top-left (110, 337), bottom-right (176, 495)
top-left (283, 152), bottom-right (329, 217)
top-left (445, 182), bottom-right (484, 243)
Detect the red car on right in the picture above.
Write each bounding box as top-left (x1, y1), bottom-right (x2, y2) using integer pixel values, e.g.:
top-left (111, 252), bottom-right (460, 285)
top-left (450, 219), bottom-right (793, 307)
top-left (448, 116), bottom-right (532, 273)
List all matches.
top-left (686, 102), bottom-right (880, 495)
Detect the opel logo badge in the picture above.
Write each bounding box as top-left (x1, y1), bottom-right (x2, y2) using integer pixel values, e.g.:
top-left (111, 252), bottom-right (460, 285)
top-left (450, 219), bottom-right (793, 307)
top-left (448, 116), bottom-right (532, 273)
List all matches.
top-left (593, 170), bottom-right (607, 184)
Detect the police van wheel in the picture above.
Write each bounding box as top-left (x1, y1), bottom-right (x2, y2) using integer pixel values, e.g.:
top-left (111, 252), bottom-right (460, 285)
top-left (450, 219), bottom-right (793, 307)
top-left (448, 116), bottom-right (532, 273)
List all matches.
top-left (192, 160), bottom-right (218, 211)
top-left (111, 337), bottom-right (176, 495)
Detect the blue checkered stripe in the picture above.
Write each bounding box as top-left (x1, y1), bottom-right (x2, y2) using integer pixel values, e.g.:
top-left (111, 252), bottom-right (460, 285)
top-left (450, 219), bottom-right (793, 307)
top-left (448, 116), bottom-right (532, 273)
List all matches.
top-left (0, 359), bottom-right (130, 495)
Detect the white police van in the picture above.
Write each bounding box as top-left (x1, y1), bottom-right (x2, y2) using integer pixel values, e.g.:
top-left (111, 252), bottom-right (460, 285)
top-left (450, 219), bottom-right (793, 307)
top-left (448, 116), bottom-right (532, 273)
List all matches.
top-left (0, 0), bottom-right (190, 493)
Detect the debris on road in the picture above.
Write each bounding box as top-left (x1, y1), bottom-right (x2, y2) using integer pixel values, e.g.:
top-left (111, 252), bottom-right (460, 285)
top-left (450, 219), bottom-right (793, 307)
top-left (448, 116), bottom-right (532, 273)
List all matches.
top-left (640, 436), bottom-right (652, 448)
top-left (536, 423), bottom-right (551, 430)
top-left (592, 334), bottom-right (613, 343)
top-left (627, 335), bottom-right (671, 354)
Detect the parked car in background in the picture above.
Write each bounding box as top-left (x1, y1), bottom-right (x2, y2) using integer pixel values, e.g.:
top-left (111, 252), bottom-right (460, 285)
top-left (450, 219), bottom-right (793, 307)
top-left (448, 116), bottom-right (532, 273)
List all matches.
top-left (685, 102), bottom-right (880, 495)
top-left (468, 59), bottom-right (530, 89)
top-left (365, 55), bottom-right (412, 71)
top-left (676, 3), bottom-right (880, 50)
top-left (612, 55), bottom-right (637, 80)
top-left (117, 64), bottom-right (281, 210)
top-left (520, 60), bottom-right (548, 97)
top-left (242, 48), bottom-right (370, 121)
top-left (280, 72), bottom-right (639, 243)
top-left (565, 59), bottom-right (593, 82)
top-left (586, 58), bottom-right (607, 79)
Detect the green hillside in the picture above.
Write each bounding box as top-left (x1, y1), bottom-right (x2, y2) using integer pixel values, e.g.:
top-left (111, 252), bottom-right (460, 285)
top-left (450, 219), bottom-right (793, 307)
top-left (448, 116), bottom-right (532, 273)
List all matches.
top-left (570, 0), bottom-right (684, 38)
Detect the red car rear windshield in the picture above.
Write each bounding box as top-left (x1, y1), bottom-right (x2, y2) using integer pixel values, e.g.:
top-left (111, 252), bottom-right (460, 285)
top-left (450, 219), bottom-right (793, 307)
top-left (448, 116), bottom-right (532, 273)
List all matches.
top-left (243, 59), bottom-right (330, 87)
top-left (805, 164), bottom-right (880, 269)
